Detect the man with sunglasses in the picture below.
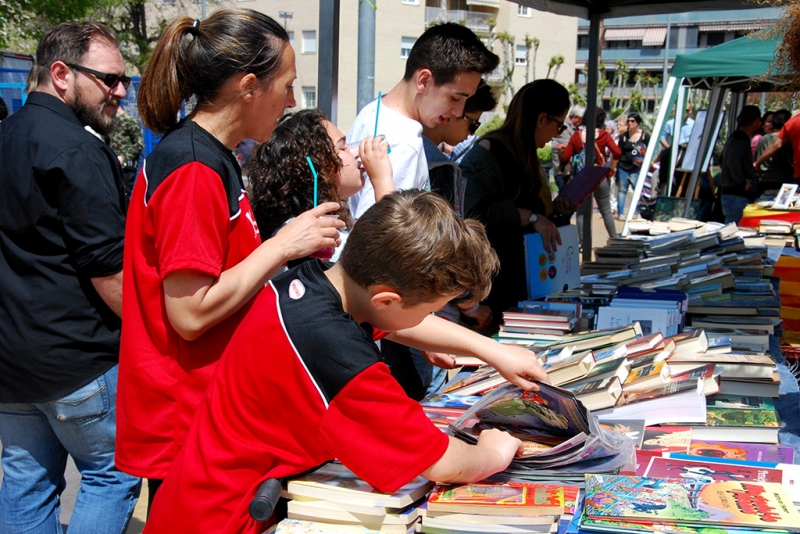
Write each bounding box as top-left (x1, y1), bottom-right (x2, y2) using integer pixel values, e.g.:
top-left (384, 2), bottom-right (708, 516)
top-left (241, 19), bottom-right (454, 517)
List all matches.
top-left (0, 21), bottom-right (140, 533)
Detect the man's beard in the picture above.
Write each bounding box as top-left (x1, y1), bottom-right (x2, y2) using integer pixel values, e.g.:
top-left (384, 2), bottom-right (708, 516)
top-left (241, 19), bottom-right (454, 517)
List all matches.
top-left (72, 84), bottom-right (118, 137)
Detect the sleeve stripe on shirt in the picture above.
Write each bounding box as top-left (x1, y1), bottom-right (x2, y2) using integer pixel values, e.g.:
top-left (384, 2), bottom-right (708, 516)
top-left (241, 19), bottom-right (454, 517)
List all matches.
top-left (269, 279), bottom-right (330, 409)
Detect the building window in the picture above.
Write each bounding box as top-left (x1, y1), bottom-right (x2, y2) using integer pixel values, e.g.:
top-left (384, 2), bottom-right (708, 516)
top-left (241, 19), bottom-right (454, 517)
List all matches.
top-left (518, 5), bottom-right (531, 17)
top-left (577, 35), bottom-right (590, 49)
top-left (287, 31), bottom-right (295, 48)
top-left (402, 0), bottom-right (419, 4)
top-left (401, 37), bottom-right (416, 59)
top-left (302, 87), bottom-right (316, 109)
top-left (515, 45), bottom-right (527, 66)
top-left (302, 31), bottom-right (317, 54)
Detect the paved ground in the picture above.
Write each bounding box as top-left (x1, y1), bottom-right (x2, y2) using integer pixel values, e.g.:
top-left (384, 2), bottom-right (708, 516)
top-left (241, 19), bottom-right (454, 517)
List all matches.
top-left (0, 207), bottom-right (621, 532)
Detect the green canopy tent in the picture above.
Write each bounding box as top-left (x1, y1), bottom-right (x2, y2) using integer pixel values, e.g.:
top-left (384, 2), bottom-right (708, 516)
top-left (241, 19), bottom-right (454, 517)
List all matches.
top-left (621, 35), bottom-right (793, 234)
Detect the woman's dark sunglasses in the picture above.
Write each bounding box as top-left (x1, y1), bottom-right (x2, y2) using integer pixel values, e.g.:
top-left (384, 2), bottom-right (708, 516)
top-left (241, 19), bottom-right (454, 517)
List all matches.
top-left (546, 114), bottom-right (568, 135)
top-left (460, 115), bottom-right (481, 133)
top-left (66, 63), bottom-right (132, 90)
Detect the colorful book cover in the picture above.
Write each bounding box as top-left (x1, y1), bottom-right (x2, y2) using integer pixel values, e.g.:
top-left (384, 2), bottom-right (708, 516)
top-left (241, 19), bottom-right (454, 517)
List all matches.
top-left (427, 482), bottom-right (570, 516)
top-left (583, 475), bottom-right (800, 530)
top-left (687, 440), bottom-right (795, 464)
top-left (623, 361), bottom-right (668, 386)
top-left (471, 382), bottom-right (591, 436)
top-left (705, 407), bottom-right (780, 428)
top-left (644, 456), bottom-right (784, 484)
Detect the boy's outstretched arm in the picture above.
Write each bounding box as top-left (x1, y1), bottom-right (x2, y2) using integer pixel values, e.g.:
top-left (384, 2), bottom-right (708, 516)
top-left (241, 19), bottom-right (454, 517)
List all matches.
top-left (387, 314), bottom-right (549, 390)
top-left (422, 431), bottom-right (523, 484)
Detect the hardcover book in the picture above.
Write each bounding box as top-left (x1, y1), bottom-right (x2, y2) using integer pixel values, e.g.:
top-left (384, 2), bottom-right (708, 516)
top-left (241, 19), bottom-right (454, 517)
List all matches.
top-left (583, 475), bottom-right (800, 531)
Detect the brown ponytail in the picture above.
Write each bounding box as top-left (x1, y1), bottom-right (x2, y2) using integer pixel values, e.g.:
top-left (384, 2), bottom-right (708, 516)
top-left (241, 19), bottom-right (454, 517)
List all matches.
top-left (138, 9), bottom-right (289, 133)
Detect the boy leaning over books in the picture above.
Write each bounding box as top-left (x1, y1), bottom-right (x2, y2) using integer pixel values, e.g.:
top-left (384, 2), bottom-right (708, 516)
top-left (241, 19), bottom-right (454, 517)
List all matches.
top-left (144, 191), bottom-right (548, 534)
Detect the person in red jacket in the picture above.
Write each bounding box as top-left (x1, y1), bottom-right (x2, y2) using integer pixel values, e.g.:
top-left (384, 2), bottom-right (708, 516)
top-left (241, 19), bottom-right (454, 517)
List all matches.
top-left (116, 9), bottom-right (344, 509)
top-left (561, 108), bottom-right (621, 239)
top-left (144, 191), bottom-right (548, 534)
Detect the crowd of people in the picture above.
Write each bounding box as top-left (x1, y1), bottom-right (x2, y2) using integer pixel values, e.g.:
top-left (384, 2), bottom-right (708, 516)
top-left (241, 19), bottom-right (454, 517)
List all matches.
top-left (0, 12), bottom-right (551, 534)
top-left (5, 7), bottom-right (800, 534)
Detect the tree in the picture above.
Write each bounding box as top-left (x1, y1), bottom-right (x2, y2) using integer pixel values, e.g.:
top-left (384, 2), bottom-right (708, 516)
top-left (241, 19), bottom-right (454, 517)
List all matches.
top-left (524, 34), bottom-right (539, 83)
top-left (496, 31), bottom-right (515, 106)
top-left (546, 55), bottom-right (564, 80)
top-left (0, 0), bottom-right (212, 74)
top-left (568, 83), bottom-right (586, 107)
top-left (609, 59), bottom-right (630, 112)
top-left (0, 0), bottom-right (100, 51)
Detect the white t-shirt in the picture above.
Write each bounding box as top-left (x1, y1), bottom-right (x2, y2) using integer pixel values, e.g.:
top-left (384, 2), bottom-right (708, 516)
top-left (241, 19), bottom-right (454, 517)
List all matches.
top-left (346, 97), bottom-right (429, 220)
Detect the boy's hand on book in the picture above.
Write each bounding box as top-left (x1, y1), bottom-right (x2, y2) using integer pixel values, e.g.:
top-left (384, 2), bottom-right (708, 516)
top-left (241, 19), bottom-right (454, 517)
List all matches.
top-left (476, 428), bottom-right (525, 466)
top-left (486, 344), bottom-right (550, 391)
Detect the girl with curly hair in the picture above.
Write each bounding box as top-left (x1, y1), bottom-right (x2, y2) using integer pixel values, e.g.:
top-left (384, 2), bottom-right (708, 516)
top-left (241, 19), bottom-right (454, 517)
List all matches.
top-left (248, 109), bottom-right (393, 253)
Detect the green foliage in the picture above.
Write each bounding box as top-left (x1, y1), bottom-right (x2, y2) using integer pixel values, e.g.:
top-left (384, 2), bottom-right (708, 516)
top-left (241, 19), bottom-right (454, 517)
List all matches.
top-left (0, 0), bottom-right (106, 51)
top-left (475, 114), bottom-right (503, 137)
top-left (537, 144), bottom-right (552, 164)
top-left (0, 0), bottom-right (177, 74)
top-left (568, 83), bottom-right (586, 107)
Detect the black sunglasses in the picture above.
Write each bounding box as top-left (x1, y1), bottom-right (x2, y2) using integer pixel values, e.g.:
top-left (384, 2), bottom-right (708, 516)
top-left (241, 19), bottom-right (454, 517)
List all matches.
top-left (546, 114), bottom-right (568, 135)
top-left (66, 63), bottom-right (131, 90)
top-left (460, 115), bottom-right (481, 133)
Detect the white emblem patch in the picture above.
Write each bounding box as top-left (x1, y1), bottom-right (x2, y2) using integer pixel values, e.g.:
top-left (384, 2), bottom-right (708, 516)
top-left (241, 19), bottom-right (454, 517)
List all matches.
top-left (288, 279), bottom-right (306, 300)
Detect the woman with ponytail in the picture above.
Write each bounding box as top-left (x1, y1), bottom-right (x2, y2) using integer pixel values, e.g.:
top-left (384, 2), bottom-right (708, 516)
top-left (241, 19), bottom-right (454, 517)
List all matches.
top-left (116, 9), bottom-right (344, 505)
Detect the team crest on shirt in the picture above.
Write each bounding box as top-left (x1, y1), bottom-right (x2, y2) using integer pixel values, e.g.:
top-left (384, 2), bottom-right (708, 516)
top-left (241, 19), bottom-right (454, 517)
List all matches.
top-left (288, 279), bottom-right (306, 299)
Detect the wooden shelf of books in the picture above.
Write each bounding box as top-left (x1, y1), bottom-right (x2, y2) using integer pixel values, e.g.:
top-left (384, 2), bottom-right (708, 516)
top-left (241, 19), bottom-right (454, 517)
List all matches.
top-left (268, 219), bottom-right (800, 534)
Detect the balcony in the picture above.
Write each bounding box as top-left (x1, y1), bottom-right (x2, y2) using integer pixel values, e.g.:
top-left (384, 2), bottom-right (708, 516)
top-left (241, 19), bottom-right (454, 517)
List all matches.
top-left (575, 47), bottom-right (699, 70)
top-left (425, 7), bottom-right (494, 33)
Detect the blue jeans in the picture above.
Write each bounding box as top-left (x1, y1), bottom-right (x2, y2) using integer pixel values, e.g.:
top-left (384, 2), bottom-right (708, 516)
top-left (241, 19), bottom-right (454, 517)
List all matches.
top-left (721, 194), bottom-right (750, 225)
top-left (0, 365), bottom-right (141, 534)
top-left (616, 167), bottom-right (640, 216)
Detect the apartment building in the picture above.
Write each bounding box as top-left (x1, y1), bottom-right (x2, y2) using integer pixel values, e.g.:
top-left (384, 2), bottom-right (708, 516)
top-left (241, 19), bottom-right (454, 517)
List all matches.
top-left (156, 0), bottom-right (576, 131)
top-left (575, 6), bottom-right (782, 110)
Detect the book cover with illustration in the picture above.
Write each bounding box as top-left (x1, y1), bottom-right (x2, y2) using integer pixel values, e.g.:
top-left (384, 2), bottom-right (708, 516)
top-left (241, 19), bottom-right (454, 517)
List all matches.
top-left (583, 475), bottom-right (800, 531)
top-left (468, 382), bottom-right (591, 437)
top-left (687, 440), bottom-right (795, 464)
top-left (643, 456), bottom-right (784, 484)
top-left (427, 482), bottom-right (578, 516)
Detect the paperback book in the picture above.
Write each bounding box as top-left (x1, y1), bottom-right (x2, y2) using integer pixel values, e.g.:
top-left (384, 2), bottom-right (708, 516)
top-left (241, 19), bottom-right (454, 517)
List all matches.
top-left (427, 482), bottom-right (578, 517)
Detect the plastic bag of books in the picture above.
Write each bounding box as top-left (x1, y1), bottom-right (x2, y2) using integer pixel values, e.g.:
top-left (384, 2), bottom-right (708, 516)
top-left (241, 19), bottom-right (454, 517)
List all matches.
top-left (447, 382), bottom-right (636, 476)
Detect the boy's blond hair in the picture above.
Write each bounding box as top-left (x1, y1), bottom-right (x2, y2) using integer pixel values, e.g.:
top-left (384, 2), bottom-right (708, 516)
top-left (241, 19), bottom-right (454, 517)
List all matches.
top-left (340, 190), bottom-right (499, 307)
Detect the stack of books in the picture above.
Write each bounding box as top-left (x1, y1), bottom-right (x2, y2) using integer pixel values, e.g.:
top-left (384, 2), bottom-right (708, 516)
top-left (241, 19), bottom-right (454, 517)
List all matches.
top-left (281, 462), bottom-right (430, 533)
top-left (420, 482), bottom-right (578, 533)
top-left (495, 302), bottom-right (580, 345)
